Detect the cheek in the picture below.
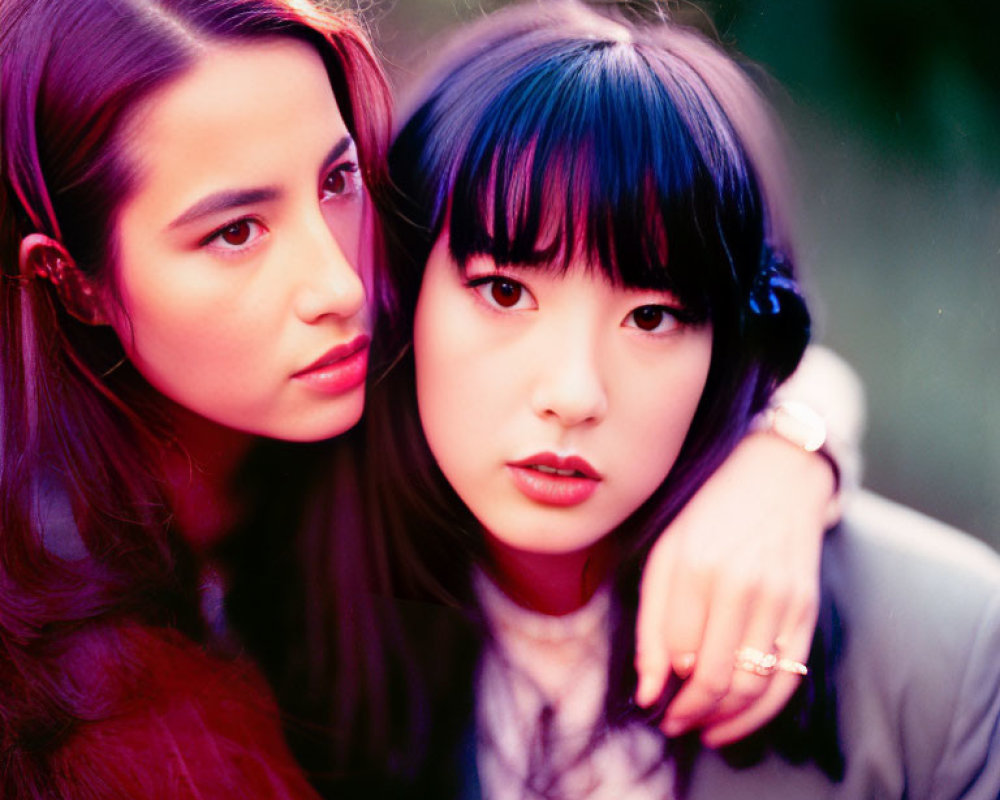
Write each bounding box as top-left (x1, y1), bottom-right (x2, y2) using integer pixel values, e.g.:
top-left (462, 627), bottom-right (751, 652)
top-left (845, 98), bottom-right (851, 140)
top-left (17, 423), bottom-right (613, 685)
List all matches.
top-left (413, 301), bottom-right (468, 463)
top-left (412, 273), bottom-right (505, 484)
top-left (617, 335), bottom-right (713, 493)
top-left (646, 368), bottom-right (707, 441)
top-left (116, 283), bottom-right (220, 353)
top-left (324, 197), bottom-right (366, 270)
top-left (110, 257), bottom-right (263, 384)
top-left (355, 204), bottom-right (374, 299)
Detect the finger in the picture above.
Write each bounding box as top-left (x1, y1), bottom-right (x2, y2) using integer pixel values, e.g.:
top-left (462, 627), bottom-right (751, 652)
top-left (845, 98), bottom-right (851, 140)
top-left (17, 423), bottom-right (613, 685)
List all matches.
top-left (700, 669), bottom-right (796, 747)
top-left (659, 543), bottom-right (712, 684)
top-left (661, 572), bottom-right (751, 736)
top-left (700, 581), bottom-right (818, 747)
top-left (695, 568), bottom-right (789, 727)
top-left (635, 533), bottom-right (678, 706)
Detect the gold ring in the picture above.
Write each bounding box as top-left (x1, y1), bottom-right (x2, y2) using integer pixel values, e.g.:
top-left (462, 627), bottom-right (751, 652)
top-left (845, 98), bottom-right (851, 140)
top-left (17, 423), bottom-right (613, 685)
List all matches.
top-left (734, 646), bottom-right (778, 677)
top-left (776, 657), bottom-right (809, 676)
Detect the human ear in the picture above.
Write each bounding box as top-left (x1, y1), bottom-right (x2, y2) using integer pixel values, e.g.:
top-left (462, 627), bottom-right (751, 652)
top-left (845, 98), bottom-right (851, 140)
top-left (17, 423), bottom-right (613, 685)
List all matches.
top-left (19, 233), bottom-right (108, 325)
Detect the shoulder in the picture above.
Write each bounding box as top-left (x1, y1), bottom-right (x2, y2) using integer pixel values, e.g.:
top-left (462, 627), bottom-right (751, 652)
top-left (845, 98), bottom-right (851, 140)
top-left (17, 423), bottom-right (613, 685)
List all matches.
top-left (825, 490), bottom-right (1000, 669)
top-left (829, 490), bottom-right (1000, 590)
top-left (44, 626), bottom-right (320, 800)
top-left (825, 491), bottom-right (1000, 799)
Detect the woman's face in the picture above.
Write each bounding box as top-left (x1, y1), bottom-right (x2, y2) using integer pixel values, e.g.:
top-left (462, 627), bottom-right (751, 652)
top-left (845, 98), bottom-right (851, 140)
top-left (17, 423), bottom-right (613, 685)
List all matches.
top-left (413, 234), bottom-right (713, 556)
top-left (109, 38), bottom-right (370, 441)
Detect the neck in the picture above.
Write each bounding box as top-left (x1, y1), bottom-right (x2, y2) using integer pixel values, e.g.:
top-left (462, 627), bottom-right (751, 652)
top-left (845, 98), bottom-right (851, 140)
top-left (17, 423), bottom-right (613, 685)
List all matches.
top-left (160, 403), bottom-right (257, 555)
top-left (484, 534), bottom-right (617, 616)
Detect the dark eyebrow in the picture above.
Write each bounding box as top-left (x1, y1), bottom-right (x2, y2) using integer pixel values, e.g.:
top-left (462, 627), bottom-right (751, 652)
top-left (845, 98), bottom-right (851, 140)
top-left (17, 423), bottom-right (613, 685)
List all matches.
top-left (167, 136), bottom-right (355, 229)
top-left (320, 135), bottom-right (354, 172)
top-left (168, 187), bottom-right (279, 229)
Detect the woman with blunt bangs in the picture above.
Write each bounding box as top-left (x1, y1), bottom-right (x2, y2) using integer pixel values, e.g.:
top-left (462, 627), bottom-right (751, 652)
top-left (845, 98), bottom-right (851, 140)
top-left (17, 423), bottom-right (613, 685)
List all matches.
top-left (371, 2), bottom-right (1000, 797)
top-left (2, 0), bottom-right (855, 795)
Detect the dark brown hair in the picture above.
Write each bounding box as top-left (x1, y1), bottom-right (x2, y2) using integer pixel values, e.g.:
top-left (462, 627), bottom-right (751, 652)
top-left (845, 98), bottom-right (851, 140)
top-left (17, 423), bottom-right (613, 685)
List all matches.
top-left (0, 0), bottom-right (391, 792)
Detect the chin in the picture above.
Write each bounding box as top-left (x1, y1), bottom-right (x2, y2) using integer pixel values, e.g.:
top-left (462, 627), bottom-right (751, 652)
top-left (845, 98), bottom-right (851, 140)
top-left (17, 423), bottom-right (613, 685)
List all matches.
top-left (490, 523), bottom-right (608, 557)
top-left (270, 394), bottom-right (366, 443)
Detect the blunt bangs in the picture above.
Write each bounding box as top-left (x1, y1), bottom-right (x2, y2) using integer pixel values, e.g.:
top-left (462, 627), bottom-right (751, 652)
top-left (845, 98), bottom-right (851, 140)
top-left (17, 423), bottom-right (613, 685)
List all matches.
top-left (388, 0), bottom-right (810, 405)
top-left (441, 37), bottom-right (765, 321)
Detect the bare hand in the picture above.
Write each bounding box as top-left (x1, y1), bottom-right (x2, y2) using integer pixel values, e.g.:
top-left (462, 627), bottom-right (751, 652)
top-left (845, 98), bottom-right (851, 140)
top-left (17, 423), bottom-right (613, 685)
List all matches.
top-left (634, 431), bottom-right (836, 746)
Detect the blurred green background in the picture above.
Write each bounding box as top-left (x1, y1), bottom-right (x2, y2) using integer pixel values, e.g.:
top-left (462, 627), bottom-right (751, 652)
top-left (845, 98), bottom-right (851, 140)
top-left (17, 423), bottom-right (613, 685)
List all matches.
top-left (359, 0), bottom-right (999, 548)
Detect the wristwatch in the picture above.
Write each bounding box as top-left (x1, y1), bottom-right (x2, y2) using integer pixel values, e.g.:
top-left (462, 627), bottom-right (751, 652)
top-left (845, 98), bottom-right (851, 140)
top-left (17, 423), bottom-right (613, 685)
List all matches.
top-left (754, 400), bottom-right (827, 453)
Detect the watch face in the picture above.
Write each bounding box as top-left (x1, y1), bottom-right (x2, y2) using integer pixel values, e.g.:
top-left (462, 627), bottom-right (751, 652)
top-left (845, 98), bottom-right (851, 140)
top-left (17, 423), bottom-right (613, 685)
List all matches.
top-left (771, 401), bottom-right (827, 452)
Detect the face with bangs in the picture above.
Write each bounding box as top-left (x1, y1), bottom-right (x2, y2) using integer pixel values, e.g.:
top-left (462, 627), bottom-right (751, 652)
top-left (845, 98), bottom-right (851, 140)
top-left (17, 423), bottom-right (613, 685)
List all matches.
top-left (401, 36), bottom-right (751, 565)
top-left (413, 199), bottom-right (713, 559)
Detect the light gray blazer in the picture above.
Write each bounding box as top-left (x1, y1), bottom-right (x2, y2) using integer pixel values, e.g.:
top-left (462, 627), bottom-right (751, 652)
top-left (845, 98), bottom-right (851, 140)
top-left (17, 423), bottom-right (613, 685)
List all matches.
top-left (688, 491), bottom-right (1000, 800)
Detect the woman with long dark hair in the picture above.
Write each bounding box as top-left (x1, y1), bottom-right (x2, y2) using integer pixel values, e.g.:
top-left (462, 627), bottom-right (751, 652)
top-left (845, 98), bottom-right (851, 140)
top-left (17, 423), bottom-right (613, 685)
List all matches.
top-left (1, 0), bottom-right (857, 794)
top-left (0, 0), bottom-right (390, 793)
top-left (369, 2), bottom-right (1000, 796)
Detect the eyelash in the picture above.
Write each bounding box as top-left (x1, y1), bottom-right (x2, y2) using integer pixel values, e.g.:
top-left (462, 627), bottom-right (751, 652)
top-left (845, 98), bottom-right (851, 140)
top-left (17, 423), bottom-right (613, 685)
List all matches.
top-left (622, 305), bottom-right (684, 335)
top-left (466, 275), bottom-right (537, 311)
top-left (322, 161), bottom-right (363, 202)
top-left (198, 162), bottom-right (362, 255)
top-left (466, 275), bottom-right (692, 337)
top-left (200, 217), bottom-right (267, 255)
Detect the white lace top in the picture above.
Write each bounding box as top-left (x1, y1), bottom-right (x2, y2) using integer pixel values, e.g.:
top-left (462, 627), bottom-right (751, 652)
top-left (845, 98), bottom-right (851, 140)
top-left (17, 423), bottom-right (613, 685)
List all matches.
top-left (474, 572), bottom-right (676, 799)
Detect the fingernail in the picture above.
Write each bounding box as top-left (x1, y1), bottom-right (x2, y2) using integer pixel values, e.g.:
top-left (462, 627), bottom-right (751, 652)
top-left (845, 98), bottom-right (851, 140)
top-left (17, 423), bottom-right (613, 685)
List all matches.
top-left (674, 652), bottom-right (696, 678)
top-left (635, 673), bottom-right (657, 706)
top-left (663, 717), bottom-right (687, 737)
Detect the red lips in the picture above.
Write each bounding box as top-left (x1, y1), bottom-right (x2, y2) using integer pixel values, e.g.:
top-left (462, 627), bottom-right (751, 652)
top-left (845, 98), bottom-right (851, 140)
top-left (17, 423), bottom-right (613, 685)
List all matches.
top-left (507, 452), bottom-right (602, 506)
top-left (292, 333), bottom-right (369, 395)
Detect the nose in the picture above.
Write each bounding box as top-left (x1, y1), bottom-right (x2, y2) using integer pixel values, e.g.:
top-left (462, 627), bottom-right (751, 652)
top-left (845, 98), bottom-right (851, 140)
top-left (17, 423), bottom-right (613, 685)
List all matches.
top-left (530, 330), bottom-right (608, 428)
top-left (292, 214), bottom-right (366, 324)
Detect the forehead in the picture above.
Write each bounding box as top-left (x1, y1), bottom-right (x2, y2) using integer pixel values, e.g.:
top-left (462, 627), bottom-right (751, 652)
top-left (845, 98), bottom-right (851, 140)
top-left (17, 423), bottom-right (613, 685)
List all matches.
top-left (438, 50), bottom-right (719, 299)
top-left (118, 38), bottom-right (346, 216)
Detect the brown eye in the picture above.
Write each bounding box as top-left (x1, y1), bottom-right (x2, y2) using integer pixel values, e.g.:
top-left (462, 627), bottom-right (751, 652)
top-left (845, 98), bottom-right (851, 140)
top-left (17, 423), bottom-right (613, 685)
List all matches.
top-left (221, 220), bottom-right (252, 246)
top-left (632, 305), bottom-right (665, 331)
top-left (322, 164), bottom-right (360, 200)
top-left (469, 274), bottom-right (536, 311)
top-left (325, 170), bottom-right (347, 196)
top-left (491, 279), bottom-right (522, 308)
top-left (204, 218), bottom-right (266, 252)
top-left (625, 305), bottom-right (681, 334)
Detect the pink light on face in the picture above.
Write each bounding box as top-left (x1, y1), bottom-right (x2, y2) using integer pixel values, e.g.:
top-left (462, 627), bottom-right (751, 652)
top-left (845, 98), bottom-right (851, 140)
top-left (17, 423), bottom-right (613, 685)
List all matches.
top-left (110, 39), bottom-right (371, 443)
top-left (413, 235), bottom-right (712, 558)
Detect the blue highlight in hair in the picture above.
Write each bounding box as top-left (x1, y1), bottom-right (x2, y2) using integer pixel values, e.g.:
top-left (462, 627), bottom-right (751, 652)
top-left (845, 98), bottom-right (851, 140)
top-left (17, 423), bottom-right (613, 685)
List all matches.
top-left (403, 29), bottom-right (788, 335)
top-left (388, 3), bottom-right (811, 390)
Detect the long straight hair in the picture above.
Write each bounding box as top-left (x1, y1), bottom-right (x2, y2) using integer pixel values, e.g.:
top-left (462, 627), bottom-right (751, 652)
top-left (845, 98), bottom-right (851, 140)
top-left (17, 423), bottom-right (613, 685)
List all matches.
top-left (0, 0), bottom-right (393, 792)
top-left (366, 0), bottom-right (826, 789)
top-left (375, 0), bottom-right (810, 609)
